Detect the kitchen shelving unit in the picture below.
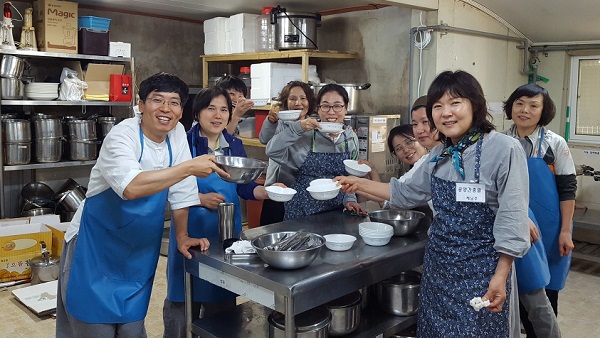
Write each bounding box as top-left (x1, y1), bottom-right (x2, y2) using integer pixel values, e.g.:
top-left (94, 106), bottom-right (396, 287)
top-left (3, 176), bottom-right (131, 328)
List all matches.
top-left (0, 50), bottom-right (134, 218)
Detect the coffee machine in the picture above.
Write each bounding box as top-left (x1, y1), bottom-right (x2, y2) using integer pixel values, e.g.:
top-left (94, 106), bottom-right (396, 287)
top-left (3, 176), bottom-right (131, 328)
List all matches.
top-left (343, 114), bottom-right (403, 183)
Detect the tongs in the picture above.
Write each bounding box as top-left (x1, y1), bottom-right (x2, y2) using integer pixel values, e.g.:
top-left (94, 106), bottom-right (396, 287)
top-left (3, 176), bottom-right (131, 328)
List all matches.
top-left (264, 229), bottom-right (305, 251)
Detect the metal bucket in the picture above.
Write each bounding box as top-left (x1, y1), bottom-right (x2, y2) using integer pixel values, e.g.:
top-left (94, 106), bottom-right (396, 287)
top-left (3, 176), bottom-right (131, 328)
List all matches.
top-left (2, 119), bottom-right (31, 143)
top-left (68, 139), bottom-right (98, 160)
top-left (66, 119), bottom-right (97, 140)
top-left (34, 137), bottom-right (63, 163)
top-left (3, 142), bottom-right (31, 165)
top-left (1, 77), bottom-right (23, 99)
top-left (1, 55), bottom-right (26, 78)
top-left (33, 116), bottom-right (63, 138)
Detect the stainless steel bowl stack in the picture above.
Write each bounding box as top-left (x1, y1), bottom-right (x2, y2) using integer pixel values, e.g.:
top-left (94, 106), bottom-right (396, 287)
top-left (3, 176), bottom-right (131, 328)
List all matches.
top-left (251, 231), bottom-right (325, 269)
top-left (215, 155), bottom-right (267, 184)
top-left (369, 209), bottom-right (425, 236)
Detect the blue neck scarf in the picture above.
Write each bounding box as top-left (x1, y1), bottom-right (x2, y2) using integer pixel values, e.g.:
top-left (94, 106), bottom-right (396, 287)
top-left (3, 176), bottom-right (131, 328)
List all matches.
top-left (430, 129), bottom-right (482, 179)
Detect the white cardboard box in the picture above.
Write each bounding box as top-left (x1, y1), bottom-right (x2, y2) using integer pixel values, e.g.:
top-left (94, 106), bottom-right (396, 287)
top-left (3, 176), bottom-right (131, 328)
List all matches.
top-left (250, 63), bottom-right (318, 99)
top-left (109, 42), bottom-right (131, 57)
top-left (12, 280), bottom-right (58, 315)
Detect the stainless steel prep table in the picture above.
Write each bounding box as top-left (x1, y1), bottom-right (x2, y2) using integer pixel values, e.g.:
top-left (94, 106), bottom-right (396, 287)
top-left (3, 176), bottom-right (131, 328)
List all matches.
top-left (184, 210), bottom-right (428, 338)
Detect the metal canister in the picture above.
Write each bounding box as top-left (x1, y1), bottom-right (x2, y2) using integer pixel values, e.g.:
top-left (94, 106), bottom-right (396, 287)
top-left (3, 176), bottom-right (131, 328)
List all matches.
top-left (29, 241), bottom-right (60, 285)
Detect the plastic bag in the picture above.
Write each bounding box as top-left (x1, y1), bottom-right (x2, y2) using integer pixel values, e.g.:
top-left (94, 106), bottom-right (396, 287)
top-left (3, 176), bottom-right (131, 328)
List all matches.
top-left (59, 67), bottom-right (87, 101)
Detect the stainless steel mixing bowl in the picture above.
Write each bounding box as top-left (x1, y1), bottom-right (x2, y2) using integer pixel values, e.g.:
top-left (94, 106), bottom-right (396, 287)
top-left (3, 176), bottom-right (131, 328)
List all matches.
top-left (215, 155), bottom-right (267, 184)
top-left (369, 209), bottom-right (425, 236)
top-left (251, 231), bottom-right (325, 269)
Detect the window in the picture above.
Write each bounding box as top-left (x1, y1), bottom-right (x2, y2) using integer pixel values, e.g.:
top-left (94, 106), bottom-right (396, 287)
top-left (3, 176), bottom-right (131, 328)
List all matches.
top-left (568, 55), bottom-right (600, 143)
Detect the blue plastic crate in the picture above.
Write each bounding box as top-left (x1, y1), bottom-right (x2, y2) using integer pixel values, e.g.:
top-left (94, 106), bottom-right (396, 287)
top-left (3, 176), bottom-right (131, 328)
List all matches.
top-left (78, 16), bottom-right (111, 31)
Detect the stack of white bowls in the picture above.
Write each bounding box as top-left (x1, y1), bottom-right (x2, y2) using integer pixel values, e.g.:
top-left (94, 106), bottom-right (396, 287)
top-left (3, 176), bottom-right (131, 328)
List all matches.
top-left (25, 82), bottom-right (59, 100)
top-left (359, 222), bottom-right (394, 246)
top-left (307, 178), bottom-right (340, 200)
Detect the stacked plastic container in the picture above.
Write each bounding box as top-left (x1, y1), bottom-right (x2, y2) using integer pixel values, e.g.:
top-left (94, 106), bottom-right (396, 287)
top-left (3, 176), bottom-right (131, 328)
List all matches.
top-left (78, 16), bottom-right (111, 55)
top-left (203, 17), bottom-right (227, 55)
top-left (250, 63), bottom-right (319, 100)
top-left (204, 13), bottom-right (258, 55)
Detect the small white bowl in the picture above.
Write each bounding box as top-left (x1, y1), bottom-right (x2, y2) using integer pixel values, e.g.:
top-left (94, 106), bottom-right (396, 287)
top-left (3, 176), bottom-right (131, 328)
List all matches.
top-left (361, 233), bottom-right (392, 246)
top-left (265, 186), bottom-right (297, 202)
top-left (277, 110), bottom-right (302, 121)
top-left (359, 221), bottom-right (394, 233)
top-left (309, 178), bottom-right (336, 187)
top-left (324, 234), bottom-right (357, 251)
top-left (252, 98), bottom-right (269, 107)
top-left (319, 122), bottom-right (344, 133)
top-left (306, 185), bottom-right (341, 200)
top-left (343, 159), bottom-right (372, 177)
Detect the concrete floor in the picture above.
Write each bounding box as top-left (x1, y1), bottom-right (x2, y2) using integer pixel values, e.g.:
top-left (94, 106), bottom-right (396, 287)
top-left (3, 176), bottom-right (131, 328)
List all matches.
top-left (0, 257), bottom-right (598, 337)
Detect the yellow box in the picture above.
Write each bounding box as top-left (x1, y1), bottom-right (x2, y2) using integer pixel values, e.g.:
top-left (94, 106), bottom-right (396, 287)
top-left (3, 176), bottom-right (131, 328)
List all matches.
top-left (46, 223), bottom-right (69, 258)
top-left (33, 0), bottom-right (79, 53)
top-left (0, 223), bottom-right (53, 282)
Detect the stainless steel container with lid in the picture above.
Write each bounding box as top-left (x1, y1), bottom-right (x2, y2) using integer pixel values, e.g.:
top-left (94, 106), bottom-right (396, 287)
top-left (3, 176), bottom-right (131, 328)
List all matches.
top-left (33, 115), bottom-right (62, 138)
top-left (268, 306), bottom-right (331, 338)
top-left (272, 9), bottom-right (320, 50)
top-left (3, 142), bottom-right (31, 165)
top-left (29, 241), bottom-right (60, 285)
top-left (66, 119), bottom-right (97, 140)
top-left (376, 270), bottom-right (421, 316)
top-left (2, 119), bottom-right (31, 142)
top-left (325, 291), bottom-right (362, 336)
top-left (34, 137), bottom-right (63, 162)
top-left (68, 139), bottom-right (98, 160)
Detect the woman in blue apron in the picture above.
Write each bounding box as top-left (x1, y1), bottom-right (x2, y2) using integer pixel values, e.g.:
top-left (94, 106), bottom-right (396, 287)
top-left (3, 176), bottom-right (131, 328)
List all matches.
top-left (266, 84), bottom-right (366, 220)
top-left (336, 71), bottom-right (530, 337)
top-left (56, 73), bottom-right (221, 338)
top-left (163, 86), bottom-right (274, 338)
top-left (504, 83), bottom-right (576, 337)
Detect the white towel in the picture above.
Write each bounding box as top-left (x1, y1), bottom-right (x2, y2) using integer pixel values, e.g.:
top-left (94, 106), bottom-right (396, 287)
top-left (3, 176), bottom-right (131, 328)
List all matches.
top-left (225, 240), bottom-right (256, 254)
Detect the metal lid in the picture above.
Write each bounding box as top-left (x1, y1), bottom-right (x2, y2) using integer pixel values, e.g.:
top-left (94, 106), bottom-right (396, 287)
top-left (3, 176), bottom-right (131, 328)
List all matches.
top-left (325, 290), bottom-right (362, 309)
top-left (269, 306), bottom-right (331, 332)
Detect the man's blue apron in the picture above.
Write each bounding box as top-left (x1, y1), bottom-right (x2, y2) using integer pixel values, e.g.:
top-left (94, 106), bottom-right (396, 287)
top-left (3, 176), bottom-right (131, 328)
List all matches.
top-left (66, 126), bottom-right (172, 323)
top-left (527, 128), bottom-right (571, 291)
top-left (166, 131), bottom-right (241, 303)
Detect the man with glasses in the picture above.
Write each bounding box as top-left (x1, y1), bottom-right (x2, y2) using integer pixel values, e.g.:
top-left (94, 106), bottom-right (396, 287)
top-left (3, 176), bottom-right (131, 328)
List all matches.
top-left (56, 72), bottom-right (229, 338)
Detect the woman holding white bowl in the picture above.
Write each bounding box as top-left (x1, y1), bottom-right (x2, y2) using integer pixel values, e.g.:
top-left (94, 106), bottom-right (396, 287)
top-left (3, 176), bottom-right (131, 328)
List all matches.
top-left (266, 83), bottom-right (365, 220)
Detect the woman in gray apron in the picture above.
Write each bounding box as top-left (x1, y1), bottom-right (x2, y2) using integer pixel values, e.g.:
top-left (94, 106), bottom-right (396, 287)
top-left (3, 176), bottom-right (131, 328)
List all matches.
top-left (504, 83), bottom-right (576, 337)
top-left (336, 71), bottom-right (530, 337)
top-left (266, 83), bottom-right (366, 220)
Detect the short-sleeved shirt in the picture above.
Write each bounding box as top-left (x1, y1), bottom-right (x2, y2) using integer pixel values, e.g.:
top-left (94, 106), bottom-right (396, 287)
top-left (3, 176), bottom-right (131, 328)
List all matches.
top-left (65, 115), bottom-right (199, 241)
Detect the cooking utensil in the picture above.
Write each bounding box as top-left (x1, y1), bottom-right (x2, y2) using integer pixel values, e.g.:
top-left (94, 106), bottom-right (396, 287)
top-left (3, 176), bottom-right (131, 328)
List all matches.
top-left (214, 155), bottom-right (267, 184)
top-left (251, 231), bottom-right (324, 269)
top-left (2, 119), bottom-right (31, 143)
top-left (272, 8), bottom-right (321, 50)
top-left (3, 142), bottom-right (31, 165)
top-left (376, 270), bottom-right (421, 316)
top-left (21, 181), bottom-right (54, 203)
top-left (268, 307), bottom-right (331, 338)
top-left (30, 241), bottom-right (60, 285)
top-left (0, 55), bottom-right (26, 78)
top-left (54, 188), bottom-right (85, 212)
top-left (68, 139), bottom-right (98, 160)
top-left (34, 137), bottom-right (63, 163)
top-left (66, 119), bottom-right (97, 140)
top-left (369, 209), bottom-right (425, 236)
top-left (21, 207), bottom-right (55, 217)
top-left (1, 77), bottom-right (23, 99)
top-left (325, 291), bottom-right (362, 336)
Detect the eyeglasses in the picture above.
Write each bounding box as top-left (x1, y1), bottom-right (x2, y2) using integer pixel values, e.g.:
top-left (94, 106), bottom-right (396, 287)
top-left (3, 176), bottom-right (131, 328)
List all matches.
top-left (318, 104), bottom-right (345, 113)
top-left (393, 138), bottom-right (416, 154)
top-left (148, 97), bottom-right (181, 108)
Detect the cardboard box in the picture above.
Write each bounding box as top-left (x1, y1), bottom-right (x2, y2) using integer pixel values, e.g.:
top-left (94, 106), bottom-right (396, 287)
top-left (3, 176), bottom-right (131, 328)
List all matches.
top-left (0, 217), bottom-right (31, 227)
top-left (84, 63), bottom-right (125, 99)
top-left (0, 223), bottom-right (53, 282)
top-left (12, 280), bottom-right (58, 315)
top-left (47, 223), bottom-right (69, 258)
top-left (33, 0), bottom-right (79, 53)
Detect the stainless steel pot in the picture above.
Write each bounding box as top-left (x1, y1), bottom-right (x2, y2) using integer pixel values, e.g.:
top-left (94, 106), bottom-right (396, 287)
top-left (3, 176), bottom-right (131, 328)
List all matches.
top-left (30, 241), bottom-right (60, 285)
top-left (2, 119), bottom-right (31, 142)
top-left (97, 116), bottom-right (117, 139)
top-left (272, 9), bottom-right (320, 50)
top-left (3, 142), bottom-right (31, 165)
top-left (1, 55), bottom-right (26, 78)
top-left (34, 137), bottom-right (63, 162)
top-left (66, 119), bottom-right (97, 140)
top-left (325, 291), bottom-right (362, 336)
top-left (21, 207), bottom-right (55, 216)
top-left (68, 139), bottom-right (98, 160)
top-left (311, 83), bottom-right (371, 114)
top-left (54, 188), bottom-right (85, 212)
top-left (33, 116), bottom-right (63, 138)
top-left (1, 77), bottom-right (23, 99)
top-left (376, 270), bottom-right (421, 316)
top-left (268, 307), bottom-right (331, 338)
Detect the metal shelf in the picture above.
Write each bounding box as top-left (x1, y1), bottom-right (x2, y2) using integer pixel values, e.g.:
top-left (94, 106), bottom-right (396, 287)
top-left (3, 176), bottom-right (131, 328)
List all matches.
top-left (3, 160), bottom-right (97, 171)
top-left (1, 100), bottom-right (131, 106)
top-left (0, 49), bottom-right (131, 63)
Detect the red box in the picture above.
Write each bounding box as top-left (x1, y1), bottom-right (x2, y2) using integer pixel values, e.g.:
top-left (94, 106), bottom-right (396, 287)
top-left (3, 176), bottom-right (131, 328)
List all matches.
top-left (109, 74), bottom-right (132, 102)
top-left (254, 111), bottom-right (268, 138)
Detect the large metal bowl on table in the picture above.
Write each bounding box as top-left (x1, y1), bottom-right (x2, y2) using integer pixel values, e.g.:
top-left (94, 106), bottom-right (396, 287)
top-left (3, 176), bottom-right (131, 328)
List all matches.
top-left (214, 155), bottom-right (267, 184)
top-left (251, 231), bottom-right (325, 269)
top-left (369, 209), bottom-right (425, 236)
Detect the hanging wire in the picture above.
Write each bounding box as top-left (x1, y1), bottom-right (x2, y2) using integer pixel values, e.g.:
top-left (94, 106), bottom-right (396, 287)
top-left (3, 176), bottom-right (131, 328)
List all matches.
top-left (413, 11), bottom-right (431, 97)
